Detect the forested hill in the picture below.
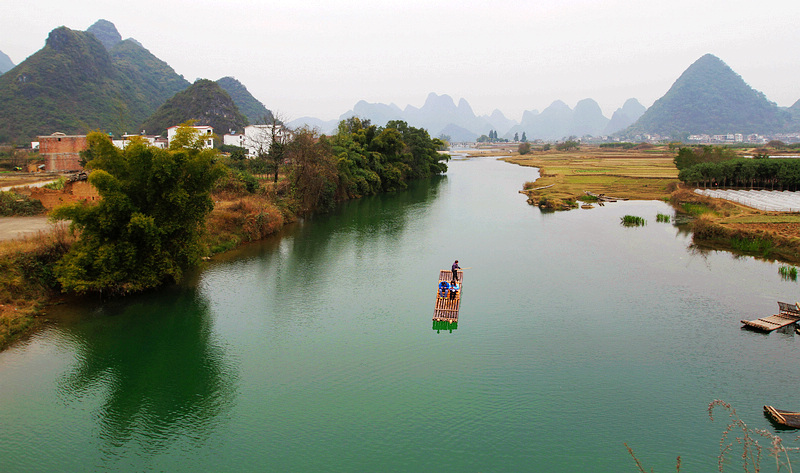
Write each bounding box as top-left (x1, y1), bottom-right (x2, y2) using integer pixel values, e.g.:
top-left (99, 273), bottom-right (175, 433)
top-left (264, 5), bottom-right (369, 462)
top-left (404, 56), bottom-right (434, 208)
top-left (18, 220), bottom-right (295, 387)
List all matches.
top-left (140, 79), bottom-right (248, 136)
top-left (622, 54), bottom-right (790, 138)
top-left (0, 24), bottom-right (189, 143)
top-left (216, 76), bottom-right (273, 124)
top-left (0, 50), bottom-right (14, 75)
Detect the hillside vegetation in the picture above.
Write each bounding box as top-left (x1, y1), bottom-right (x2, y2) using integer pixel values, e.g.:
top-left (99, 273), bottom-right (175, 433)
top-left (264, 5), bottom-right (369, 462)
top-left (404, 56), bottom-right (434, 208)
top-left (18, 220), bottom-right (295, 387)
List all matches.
top-left (141, 79), bottom-right (249, 136)
top-left (624, 54), bottom-right (791, 138)
top-left (217, 76), bottom-right (272, 125)
top-left (0, 25), bottom-right (188, 142)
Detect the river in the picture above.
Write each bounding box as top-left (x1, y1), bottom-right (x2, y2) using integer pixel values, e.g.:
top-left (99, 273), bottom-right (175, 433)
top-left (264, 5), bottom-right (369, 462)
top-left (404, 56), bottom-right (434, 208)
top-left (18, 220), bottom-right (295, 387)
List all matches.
top-left (2, 157), bottom-right (800, 472)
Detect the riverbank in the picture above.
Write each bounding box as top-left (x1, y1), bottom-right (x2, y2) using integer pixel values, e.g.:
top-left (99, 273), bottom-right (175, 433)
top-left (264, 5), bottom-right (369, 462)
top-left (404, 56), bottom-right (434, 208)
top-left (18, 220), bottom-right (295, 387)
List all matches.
top-left (0, 222), bottom-right (74, 349)
top-left (495, 145), bottom-right (800, 264)
top-left (0, 173), bottom-right (291, 350)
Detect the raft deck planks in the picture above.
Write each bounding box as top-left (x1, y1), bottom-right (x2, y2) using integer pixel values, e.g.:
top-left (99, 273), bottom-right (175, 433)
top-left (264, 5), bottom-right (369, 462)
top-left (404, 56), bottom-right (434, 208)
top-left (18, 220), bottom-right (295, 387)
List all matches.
top-left (433, 269), bottom-right (463, 322)
top-left (764, 405), bottom-right (800, 429)
top-left (741, 302), bottom-right (800, 332)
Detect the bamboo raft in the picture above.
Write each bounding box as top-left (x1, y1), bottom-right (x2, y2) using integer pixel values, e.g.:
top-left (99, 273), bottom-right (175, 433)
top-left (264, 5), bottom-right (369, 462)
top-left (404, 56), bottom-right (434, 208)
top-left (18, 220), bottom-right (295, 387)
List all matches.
top-left (764, 405), bottom-right (800, 429)
top-left (433, 269), bottom-right (463, 322)
top-left (741, 302), bottom-right (800, 332)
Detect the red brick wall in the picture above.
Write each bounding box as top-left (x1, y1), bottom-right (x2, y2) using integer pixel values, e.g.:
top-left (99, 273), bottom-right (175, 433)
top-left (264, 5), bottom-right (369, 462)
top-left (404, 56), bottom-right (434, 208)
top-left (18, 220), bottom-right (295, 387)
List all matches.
top-left (30, 180), bottom-right (100, 209)
top-left (38, 135), bottom-right (87, 172)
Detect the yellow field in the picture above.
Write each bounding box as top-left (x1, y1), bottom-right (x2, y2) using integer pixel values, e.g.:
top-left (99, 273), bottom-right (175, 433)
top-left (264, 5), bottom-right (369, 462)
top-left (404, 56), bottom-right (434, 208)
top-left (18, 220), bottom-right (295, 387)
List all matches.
top-left (501, 147), bottom-right (679, 202)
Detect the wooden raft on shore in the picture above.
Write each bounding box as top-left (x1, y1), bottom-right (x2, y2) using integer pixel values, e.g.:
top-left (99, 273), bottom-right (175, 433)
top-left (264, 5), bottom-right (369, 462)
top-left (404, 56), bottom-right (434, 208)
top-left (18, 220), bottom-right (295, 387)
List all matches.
top-left (584, 191), bottom-right (629, 202)
top-left (433, 269), bottom-right (463, 322)
top-left (741, 302), bottom-right (800, 332)
top-left (764, 405), bottom-right (800, 429)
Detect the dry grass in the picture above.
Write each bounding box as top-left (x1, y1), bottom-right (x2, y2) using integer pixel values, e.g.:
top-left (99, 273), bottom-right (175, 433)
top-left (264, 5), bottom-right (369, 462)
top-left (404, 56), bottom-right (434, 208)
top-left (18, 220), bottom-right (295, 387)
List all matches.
top-left (0, 221), bottom-right (74, 349)
top-left (503, 146), bottom-right (679, 202)
top-left (204, 185), bottom-right (291, 255)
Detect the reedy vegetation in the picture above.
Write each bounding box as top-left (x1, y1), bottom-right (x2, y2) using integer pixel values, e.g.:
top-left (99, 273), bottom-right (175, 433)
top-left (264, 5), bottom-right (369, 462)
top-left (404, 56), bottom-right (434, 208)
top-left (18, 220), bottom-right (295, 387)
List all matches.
top-left (627, 400), bottom-right (797, 473)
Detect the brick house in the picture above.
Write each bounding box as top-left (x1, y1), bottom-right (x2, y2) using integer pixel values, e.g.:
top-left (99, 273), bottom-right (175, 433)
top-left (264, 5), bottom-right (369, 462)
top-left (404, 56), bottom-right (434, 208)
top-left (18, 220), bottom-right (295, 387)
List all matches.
top-left (38, 132), bottom-right (87, 171)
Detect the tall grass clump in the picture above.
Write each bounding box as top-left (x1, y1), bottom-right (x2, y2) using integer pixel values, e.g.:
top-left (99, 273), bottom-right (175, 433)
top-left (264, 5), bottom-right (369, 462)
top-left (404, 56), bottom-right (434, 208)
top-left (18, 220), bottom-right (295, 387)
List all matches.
top-left (656, 212), bottom-right (671, 223)
top-left (682, 202), bottom-right (714, 216)
top-left (731, 236), bottom-right (773, 256)
top-left (43, 177), bottom-right (66, 190)
top-left (779, 265), bottom-right (798, 281)
top-left (621, 215), bottom-right (646, 227)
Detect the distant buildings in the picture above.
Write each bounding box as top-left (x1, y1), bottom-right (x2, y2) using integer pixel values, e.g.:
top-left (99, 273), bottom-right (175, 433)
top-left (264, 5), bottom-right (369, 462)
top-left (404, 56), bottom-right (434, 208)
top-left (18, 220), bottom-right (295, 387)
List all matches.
top-left (112, 133), bottom-right (168, 150)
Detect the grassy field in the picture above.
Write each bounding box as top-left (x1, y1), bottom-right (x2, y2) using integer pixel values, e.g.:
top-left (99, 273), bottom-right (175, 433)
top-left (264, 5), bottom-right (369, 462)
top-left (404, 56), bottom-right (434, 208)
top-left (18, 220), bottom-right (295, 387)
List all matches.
top-left (480, 144), bottom-right (800, 262)
top-left (501, 146), bottom-right (679, 204)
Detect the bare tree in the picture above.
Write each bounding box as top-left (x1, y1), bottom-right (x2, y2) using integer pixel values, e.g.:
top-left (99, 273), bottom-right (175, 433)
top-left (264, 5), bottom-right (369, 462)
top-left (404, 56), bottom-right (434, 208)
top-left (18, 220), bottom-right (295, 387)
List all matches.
top-left (244, 111), bottom-right (291, 183)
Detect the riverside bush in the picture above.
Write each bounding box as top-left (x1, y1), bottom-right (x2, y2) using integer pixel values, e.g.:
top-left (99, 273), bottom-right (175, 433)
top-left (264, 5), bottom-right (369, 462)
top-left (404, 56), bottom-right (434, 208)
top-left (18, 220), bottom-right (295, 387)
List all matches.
top-left (0, 191), bottom-right (45, 216)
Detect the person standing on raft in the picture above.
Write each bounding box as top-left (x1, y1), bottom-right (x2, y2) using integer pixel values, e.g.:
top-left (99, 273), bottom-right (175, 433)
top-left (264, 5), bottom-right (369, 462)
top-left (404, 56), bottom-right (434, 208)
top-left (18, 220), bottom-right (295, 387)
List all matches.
top-left (451, 260), bottom-right (461, 281)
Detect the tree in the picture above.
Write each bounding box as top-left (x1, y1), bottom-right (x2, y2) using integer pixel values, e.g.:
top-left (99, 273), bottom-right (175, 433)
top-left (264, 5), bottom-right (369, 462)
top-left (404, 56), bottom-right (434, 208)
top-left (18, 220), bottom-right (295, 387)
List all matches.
top-left (287, 127), bottom-right (338, 212)
top-left (246, 112), bottom-right (291, 183)
top-left (521, 132), bottom-right (527, 142)
top-left (518, 142), bottom-right (531, 155)
top-left (555, 140), bottom-right (580, 151)
top-left (514, 132), bottom-right (519, 142)
top-left (673, 145), bottom-right (736, 171)
top-left (52, 127), bottom-right (224, 294)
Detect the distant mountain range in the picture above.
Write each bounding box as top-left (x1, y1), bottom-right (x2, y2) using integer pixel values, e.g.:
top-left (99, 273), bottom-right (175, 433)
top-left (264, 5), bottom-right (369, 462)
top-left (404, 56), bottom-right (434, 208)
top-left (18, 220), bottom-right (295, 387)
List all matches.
top-left (0, 50), bottom-right (14, 75)
top-left (289, 94), bottom-right (646, 141)
top-left (0, 20), bottom-right (798, 144)
top-left (290, 54), bottom-right (799, 142)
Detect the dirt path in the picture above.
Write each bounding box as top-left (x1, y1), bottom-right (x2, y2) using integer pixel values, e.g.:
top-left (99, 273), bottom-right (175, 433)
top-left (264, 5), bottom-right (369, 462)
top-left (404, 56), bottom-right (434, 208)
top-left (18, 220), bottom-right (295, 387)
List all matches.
top-left (0, 216), bottom-right (60, 241)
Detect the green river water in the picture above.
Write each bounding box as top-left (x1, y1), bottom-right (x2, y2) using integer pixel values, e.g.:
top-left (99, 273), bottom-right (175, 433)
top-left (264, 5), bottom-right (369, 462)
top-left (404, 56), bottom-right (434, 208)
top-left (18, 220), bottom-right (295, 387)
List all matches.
top-left (2, 157), bottom-right (800, 472)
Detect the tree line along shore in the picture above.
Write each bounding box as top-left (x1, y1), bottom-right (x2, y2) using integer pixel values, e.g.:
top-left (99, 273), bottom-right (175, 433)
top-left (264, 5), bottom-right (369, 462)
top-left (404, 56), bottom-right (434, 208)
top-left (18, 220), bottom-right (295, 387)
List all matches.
top-left (4, 138), bottom-right (800, 350)
top-left (0, 119), bottom-right (448, 350)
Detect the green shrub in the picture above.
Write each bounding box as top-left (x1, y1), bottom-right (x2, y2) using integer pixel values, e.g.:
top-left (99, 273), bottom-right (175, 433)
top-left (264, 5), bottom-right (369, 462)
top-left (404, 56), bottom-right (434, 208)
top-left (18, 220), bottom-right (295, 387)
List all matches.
top-left (0, 191), bottom-right (45, 216)
top-left (43, 177), bottom-right (66, 190)
top-left (731, 237), bottom-right (773, 256)
top-left (681, 202), bottom-right (713, 216)
top-left (656, 213), bottom-right (671, 223)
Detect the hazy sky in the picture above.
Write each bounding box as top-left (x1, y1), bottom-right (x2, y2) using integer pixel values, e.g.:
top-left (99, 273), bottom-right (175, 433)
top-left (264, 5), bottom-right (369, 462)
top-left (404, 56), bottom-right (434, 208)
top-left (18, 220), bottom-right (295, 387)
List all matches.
top-left (3, 0), bottom-right (799, 122)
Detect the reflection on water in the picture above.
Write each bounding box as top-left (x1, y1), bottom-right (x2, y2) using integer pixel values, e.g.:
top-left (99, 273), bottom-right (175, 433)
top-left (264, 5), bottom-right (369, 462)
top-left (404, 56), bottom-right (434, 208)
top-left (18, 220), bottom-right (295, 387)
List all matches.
top-left (432, 320), bottom-right (458, 333)
top-left (56, 288), bottom-right (235, 460)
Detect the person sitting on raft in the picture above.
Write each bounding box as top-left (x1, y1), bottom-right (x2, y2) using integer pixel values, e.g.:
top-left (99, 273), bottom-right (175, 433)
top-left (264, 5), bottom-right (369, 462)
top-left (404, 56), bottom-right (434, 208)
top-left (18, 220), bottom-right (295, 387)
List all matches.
top-left (439, 280), bottom-right (450, 298)
top-left (449, 279), bottom-right (459, 300)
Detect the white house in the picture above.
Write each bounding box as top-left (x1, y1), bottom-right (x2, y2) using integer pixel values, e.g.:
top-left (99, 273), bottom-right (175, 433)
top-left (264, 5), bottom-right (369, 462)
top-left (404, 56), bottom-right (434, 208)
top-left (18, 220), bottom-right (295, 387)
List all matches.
top-left (223, 132), bottom-right (246, 149)
top-left (223, 125), bottom-right (290, 157)
top-left (167, 125), bottom-right (214, 149)
top-left (113, 133), bottom-right (169, 150)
